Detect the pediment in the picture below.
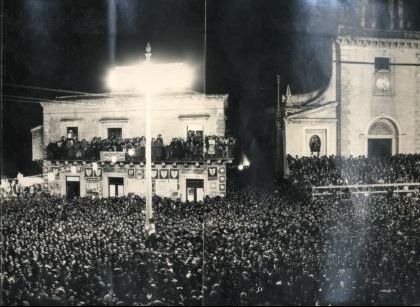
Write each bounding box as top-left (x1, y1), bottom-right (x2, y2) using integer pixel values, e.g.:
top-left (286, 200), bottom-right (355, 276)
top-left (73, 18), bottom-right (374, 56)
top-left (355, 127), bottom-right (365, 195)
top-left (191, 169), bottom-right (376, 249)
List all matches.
top-left (287, 101), bottom-right (337, 121)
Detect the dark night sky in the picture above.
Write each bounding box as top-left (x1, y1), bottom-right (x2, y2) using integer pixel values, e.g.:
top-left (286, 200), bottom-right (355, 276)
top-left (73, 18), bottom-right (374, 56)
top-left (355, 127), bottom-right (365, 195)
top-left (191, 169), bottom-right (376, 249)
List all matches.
top-left (2, 0), bottom-right (338, 178)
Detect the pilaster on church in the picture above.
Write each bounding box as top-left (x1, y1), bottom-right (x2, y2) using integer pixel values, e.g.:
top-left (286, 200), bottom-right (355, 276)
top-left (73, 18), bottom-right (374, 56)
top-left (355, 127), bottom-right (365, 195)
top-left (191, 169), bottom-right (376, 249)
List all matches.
top-left (339, 0), bottom-right (418, 39)
top-left (415, 52), bottom-right (420, 152)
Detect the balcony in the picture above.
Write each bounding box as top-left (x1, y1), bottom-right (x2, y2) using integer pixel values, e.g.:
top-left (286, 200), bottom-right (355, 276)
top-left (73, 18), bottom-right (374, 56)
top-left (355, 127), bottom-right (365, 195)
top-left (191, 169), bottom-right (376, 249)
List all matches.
top-left (46, 135), bottom-right (235, 163)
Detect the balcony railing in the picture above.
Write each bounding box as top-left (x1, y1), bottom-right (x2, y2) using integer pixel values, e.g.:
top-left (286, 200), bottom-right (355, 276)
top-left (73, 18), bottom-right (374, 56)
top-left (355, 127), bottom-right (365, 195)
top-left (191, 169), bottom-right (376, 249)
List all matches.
top-left (46, 135), bottom-right (235, 162)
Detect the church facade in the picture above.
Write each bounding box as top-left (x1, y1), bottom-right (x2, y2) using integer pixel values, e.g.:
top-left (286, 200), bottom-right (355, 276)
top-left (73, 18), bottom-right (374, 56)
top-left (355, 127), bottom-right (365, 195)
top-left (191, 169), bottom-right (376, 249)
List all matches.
top-left (285, 0), bottom-right (420, 159)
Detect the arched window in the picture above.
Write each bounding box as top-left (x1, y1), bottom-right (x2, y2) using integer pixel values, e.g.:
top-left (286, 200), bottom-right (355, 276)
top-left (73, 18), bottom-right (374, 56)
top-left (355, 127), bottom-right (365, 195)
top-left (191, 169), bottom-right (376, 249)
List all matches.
top-left (368, 121), bottom-right (394, 136)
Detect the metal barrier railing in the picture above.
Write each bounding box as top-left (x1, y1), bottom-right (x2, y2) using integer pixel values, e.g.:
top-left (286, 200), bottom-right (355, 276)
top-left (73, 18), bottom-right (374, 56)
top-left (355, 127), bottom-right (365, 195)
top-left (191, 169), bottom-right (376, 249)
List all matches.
top-left (311, 182), bottom-right (420, 199)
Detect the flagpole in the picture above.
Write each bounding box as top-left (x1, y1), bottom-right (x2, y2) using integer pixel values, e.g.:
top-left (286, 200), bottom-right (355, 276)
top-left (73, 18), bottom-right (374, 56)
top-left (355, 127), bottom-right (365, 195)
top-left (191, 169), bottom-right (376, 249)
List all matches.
top-left (276, 75), bottom-right (281, 175)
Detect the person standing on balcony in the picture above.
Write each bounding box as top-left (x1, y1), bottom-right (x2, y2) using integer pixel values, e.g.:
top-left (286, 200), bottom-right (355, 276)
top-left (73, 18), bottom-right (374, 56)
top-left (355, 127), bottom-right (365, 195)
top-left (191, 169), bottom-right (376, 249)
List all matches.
top-left (156, 134), bottom-right (163, 161)
top-left (140, 137), bottom-right (146, 161)
top-left (67, 129), bottom-right (74, 139)
top-left (208, 136), bottom-right (216, 158)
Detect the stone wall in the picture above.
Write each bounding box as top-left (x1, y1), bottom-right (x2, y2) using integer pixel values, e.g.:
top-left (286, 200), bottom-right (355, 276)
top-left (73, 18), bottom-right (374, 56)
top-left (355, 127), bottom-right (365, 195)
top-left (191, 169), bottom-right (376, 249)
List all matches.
top-left (44, 161), bottom-right (227, 201)
top-left (337, 36), bottom-right (420, 156)
top-left (41, 92), bottom-right (227, 146)
top-left (285, 120), bottom-right (337, 157)
top-left (31, 125), bottom-right (44, 160)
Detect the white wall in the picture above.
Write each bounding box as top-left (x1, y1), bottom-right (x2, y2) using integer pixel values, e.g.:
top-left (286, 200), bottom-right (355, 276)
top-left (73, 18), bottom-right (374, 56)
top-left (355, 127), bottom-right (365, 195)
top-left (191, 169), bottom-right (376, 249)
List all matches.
top-left (285, 121), bottom-right (337, 157)
top-left (44, 161), bottom-right (227, 200)
top-left (42, 92), bottom-right (227, 145)
top-left (338, 36), bottom-right (420, 156)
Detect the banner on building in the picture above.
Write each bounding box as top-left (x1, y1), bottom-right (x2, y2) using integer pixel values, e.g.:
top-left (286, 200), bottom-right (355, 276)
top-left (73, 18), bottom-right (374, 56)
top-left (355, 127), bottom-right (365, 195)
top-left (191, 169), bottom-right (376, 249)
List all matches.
top-left (208, 167), bottom-right (218, 180)
top-left (151, 169), bottom-right (158, 179)
top-left (85, 168), bottom-right (93, 177)
top-left (85, 168), bottom-right (102, 178)
top-left (94, 169), bottom-right (102, 177)
top-left (128, 169), bottom-right (135, 179)
top-left (100, 151), bottom-right (126, 162)
top-left (170, 169), bottom-right (179, 179)
top-left (136, 169), bottom-right (144, 179)
top-left (159, 169), bottom-right (169, 179)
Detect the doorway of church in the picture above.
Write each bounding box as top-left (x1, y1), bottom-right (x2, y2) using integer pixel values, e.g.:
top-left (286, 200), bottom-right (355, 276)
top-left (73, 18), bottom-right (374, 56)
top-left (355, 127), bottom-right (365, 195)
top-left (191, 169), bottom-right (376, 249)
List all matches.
top-left (368, 138), bottom-right (392, 158)
top-left (109, 177), bottom-right (124, 197)
top-left (66, 176), bottom-right (80, 200)
top-left (186, 179), bottom-right (204, 202)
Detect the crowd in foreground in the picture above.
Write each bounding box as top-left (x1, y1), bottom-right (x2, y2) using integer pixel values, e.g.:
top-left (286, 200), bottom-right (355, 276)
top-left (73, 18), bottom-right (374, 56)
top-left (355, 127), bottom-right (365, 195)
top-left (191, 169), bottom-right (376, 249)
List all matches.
top-left (46, 133), bottom-right (235, 162)
top-left (2, 185), bottom-right (420, 305)
top-left (288, 154), bottom-right (420, 190)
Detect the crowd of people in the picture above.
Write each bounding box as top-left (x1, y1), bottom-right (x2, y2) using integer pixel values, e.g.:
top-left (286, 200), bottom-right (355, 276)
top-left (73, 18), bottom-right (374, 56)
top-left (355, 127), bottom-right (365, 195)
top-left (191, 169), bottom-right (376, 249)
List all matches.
top-left (0, 182), bottom-right (43, 198)
top-left (3, 194), bottom-right (204, 306)
top-left (203, 189), bottom-right (420, 306)
top-left (46, 133), bottom-right (235, 162)
top-left (288, 154), bottom-right (420, 191)
top-left (3, 184), bottom-right (420, 305)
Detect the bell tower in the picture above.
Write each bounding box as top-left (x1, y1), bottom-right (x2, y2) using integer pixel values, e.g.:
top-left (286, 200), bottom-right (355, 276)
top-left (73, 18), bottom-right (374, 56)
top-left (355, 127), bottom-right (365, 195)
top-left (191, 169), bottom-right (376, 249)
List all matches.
top-left (336, 0), bottom-right (420, 156)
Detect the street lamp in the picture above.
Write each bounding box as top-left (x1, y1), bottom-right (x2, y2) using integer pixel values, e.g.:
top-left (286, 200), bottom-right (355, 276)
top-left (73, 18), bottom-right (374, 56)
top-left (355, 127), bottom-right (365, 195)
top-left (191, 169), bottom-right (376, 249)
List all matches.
top-left (106, 43), bottom-right (194, 231)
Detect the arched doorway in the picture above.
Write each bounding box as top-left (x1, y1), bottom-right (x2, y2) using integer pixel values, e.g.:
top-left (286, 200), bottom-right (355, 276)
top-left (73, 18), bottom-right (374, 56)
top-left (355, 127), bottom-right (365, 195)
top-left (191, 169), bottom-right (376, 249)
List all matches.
top-left (367, 118), bottom-right (398, 158)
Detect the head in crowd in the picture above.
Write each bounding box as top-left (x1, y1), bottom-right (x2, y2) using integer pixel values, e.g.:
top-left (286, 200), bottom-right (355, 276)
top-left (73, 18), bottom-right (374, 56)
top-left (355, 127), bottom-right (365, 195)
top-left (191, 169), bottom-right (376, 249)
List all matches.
top-left (3, 178), bottom-right (420, 305)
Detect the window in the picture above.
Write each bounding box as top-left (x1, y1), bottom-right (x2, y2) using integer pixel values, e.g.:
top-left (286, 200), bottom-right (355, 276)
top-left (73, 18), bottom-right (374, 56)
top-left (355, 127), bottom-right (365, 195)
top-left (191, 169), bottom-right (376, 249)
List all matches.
top-left (375, 57), bottom-right (390, 71)
top-left (107, 128), bottom-right (122, 139)
top-left (67, 127), bottom-right (78, 139)
top-left (186, 123), bottom-right (204, 139)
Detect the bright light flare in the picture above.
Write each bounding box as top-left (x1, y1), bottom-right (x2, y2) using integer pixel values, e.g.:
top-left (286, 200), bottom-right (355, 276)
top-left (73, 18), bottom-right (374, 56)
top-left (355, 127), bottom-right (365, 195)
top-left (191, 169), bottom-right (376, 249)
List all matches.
top-left (238, 154), bottom-right (251, 171)
top-left (243, 155), bottom-right (251, 167)
top-left (106, 62), bottom-right (194, 94)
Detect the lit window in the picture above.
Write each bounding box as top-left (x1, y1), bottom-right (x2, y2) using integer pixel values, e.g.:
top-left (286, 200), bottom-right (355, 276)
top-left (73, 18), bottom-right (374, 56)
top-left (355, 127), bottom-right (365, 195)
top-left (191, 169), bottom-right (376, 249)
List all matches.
top-left (107, 128), bottom-right (122, 139)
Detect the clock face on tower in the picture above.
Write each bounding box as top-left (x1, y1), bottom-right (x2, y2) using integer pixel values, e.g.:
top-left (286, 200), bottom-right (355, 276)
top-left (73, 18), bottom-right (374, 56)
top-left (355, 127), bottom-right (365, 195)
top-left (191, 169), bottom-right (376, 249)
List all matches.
top-left (374, 72), bottom-right (392, 95)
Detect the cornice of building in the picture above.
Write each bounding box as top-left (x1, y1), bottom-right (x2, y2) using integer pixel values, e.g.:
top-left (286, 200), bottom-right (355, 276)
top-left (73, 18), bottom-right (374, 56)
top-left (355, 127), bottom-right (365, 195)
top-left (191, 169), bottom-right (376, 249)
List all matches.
top-left (286, 101), bottom-right (337, 119)
top-left (41, 92), bottom-right (228, 109)
top-left (337, 35), bottom-right (420, 49)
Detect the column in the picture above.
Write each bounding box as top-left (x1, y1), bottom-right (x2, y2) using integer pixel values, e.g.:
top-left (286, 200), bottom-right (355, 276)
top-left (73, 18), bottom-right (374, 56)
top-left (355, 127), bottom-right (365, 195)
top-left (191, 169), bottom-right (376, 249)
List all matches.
top-left (360, 0), bottom-right (367, 28)
top-left (370, 0), bottom-right (377, 28)
top-left (145, 92), bottom-right (153, 228)
top-left (107, 0), bottom-right (117, 65)
top-left (398, 0), bottom-right (404, 29)
top-left (388, 0), bottom-right (395, 29)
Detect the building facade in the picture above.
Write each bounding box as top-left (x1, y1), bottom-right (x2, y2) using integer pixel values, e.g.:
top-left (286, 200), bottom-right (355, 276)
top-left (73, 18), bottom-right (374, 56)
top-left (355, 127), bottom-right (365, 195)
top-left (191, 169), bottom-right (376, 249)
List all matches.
top-left (32, 92), bottom-right (232, 201)
top-left (284, 0), bottom-right (420, 159)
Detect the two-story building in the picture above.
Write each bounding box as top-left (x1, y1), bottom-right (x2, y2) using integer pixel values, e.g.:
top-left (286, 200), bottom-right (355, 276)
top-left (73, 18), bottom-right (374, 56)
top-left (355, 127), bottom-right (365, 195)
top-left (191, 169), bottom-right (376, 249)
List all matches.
top-left (32, 91), bottom-right (232, 201)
